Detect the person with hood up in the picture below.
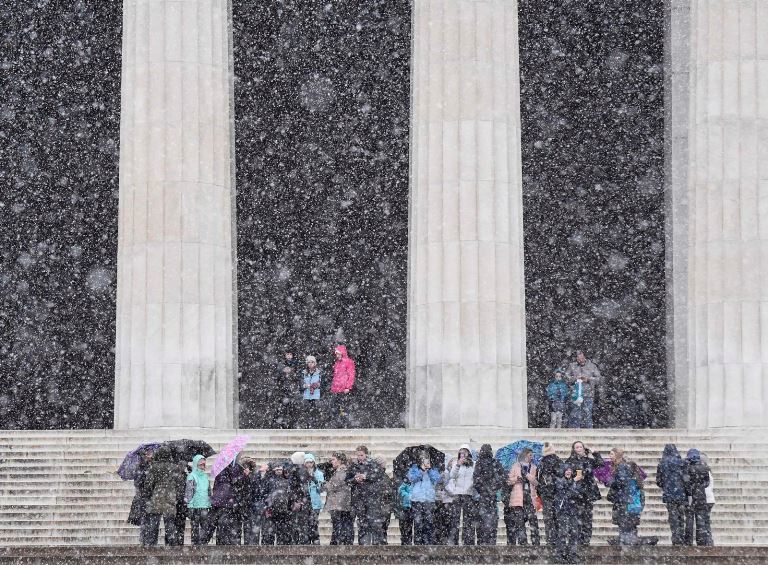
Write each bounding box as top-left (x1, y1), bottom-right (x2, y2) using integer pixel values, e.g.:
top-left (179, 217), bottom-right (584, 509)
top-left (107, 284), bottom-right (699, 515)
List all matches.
top-left (553, 462), bottom-right (587, 563)
top-left (185, 454), bottom-right (212, 545)
top-left (445, 444), bottom-right (476, 545)
top-left (264, 461), bottom-right (294, 545)
top-left (304, 453), bottom-right (325, 544)
top-left (300, 356), bottom-right (322, 429)
top-left (248, 462), bottom-right (274, 545)
top-left (683, 448), bottom-right (712, 546)
top-left (407, 453), bottom-right (441, 545)
top-left (655, 444), bottom-right (687, 545)
top-left (564, 441), bottom-right (603, 546)
top-left (506, 448), bottom-right (540, 545)
top-left (141, 446), bottom-right (186, 546)
top-left (324, 452), bottom-right (354, 545)
top-left (210, 455), bottom-right (248, 545)
top-left (472, 444), bottom-right (506, 545)
top-left (345, 446), bottom-right (385, 544)
top-left (330, 345), bottom-right (356, 427)
top-left (536, 443), bottom-right (562, 547)
top-left (128, 447), bottom-right (154, 540)
top-left (606, 448), bottom-right (644, 546)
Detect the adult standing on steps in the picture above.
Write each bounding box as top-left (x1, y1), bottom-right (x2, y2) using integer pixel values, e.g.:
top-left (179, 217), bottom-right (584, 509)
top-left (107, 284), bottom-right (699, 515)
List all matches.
top-left (566, 350), bottom-right (601, 428)
top-left (536, 442), bottom-right (562, 547)
top-left (506, 448), bottom-right (540, 546)
top-left (324, 452), bottom-right (354, 545)
top-left (407, 454), bottom-right (441, 545)
top-left (564, 441), bottom-right (603, 546)
top-left (683, 448), bottom-right (712, 546)
top-left (445, 445), bottom-right (476, 545)
top-left (330, 345), bottom-right (356, 427)
top-left (345, 445), bottom-right (385, 544)
top-left (127, 447), bottom-right (153, 540)
top-left (655, 444), bottom-right (687, 545)
top-left (185, 454), bottom-right (212, 545)
top-left (471, 444), bottom-right (506, 545)
top-left (141, 446), bottom-right (186, 547)
top-left (700, 453), bottom-right (716, 546)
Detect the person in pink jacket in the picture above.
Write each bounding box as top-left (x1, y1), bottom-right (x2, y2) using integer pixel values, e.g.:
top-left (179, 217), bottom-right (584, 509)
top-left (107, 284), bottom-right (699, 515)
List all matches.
top-left (329, 345), bottom-right (355, 427)
top-left (505, 448), bottom-right (540, 545)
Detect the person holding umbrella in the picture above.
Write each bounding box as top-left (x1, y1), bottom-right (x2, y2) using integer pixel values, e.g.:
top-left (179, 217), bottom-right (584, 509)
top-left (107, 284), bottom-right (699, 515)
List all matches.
top-left (506, 448), bottom-right (540, 546)
top-left (210, 454), bottom-right (248, 545)
top-left (126, 446), bottom-right (155, 542)
top-left (407, 452), bottom-right (441, 545)
top-left (141, 446), bottom-right (186, 546)
top-left (185, 455), bottom-right (212, 545)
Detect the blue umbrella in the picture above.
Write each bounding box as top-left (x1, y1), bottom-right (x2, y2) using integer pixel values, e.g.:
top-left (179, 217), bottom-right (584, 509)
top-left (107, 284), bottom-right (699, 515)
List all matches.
top-left (495, 440), bottom-right (544, 470)
top-left (117, 442), bottom-right (162, 480)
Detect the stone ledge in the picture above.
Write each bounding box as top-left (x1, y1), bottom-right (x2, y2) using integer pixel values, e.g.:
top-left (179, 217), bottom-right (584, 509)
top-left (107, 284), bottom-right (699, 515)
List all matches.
top-left (0, 546), bottom-right (766, 564)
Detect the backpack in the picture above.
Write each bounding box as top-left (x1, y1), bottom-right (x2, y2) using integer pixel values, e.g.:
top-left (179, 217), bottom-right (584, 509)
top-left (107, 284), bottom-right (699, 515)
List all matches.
top-left (627, 480), bottom-right (643, 515)
top-left (266, 483), bottom-right (291, 515)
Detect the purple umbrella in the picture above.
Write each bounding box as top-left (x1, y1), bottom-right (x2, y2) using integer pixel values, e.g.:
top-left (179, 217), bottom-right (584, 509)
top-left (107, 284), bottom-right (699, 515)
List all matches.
top-left (211, 435), bottom-right (250, 479)
top-left (594, 460), bottom-right (647, 485)
top-left (117, 442), bottom-right (161, 480)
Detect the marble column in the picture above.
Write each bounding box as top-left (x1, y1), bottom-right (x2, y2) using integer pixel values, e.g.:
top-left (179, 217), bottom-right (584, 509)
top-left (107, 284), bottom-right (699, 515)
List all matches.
top-left (407, 0), bottom-right (527, 427)
top-left (683, 0), bottom-right (768, 427)
top-left (114, 0), bottom-right (237, 429)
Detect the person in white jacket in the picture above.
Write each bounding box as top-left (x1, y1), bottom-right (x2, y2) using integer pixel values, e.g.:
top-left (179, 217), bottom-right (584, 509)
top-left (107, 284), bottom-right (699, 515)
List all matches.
top-left (445, 444), bottom-right (476, 545)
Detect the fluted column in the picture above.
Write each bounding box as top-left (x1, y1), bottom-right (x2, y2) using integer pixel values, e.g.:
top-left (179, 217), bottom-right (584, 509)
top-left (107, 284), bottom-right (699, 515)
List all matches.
top-left (114, 0), bottom-right (237, 429)
top-left (407, 0), bottom-right (527, 427)
top-left (686, 0), bottom-right (768, 427)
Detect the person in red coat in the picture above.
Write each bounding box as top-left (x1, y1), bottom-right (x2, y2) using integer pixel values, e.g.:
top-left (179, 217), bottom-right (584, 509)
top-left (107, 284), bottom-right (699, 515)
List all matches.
top-left (329, 345), bottom-right (355, 427)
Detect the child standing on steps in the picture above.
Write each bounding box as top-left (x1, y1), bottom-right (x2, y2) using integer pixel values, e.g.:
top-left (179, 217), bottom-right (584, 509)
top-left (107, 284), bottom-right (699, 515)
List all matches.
top-left (546, 369), bottom-right (569, 428)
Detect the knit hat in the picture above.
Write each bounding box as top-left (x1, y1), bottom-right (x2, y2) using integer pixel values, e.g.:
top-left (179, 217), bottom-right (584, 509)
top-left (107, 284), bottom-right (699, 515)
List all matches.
top-left (306, 355), bottom-right (317, 364)
top-left (291, 451), bottom-right (306, 465)
top-left (542, 442), bottom-right (556, 457)
top-left (304, 453), bottom-right (316, 464)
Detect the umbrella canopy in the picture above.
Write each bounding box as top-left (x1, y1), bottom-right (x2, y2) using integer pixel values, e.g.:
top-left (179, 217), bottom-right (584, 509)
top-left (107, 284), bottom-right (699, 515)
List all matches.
top-left (318, 461), bottom-right (335, 481)
top-left (117, 442), bottom-right (162, 481)
top-left (393, 445), bottom-right (445, 482)
top-left (593, 460), bottom-right (648, 485)
top-left (211, 435), bottom-right (250, 479)
top-left (163, 439), bottom-right (216, 462)
top-left (495, 440), bottom-right (544, 471)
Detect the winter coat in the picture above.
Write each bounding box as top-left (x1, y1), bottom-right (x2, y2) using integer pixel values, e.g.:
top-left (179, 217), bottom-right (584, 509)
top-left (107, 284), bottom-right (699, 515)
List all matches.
top-left (323, 464), bottom-right (352, 511)
top-left (345, 458), bottom-right (384, 506)
top-left (655, 444), bottom-right (686, 503)
top-left (547, 379), bottom-right (570, 411)
top-left (331, 345), bottom-right (356, 393)
top-left (211, 462), bottom-right (247, 509)
top-left (398, 482), bottom-right (412, 510)
top-left (250, 469), bottom-right (272, 513)
top-left (565, 448), bottom-right (603, 503)
top-left (683, 450), bottom-right (710, 510)
top-left (606, 461), bottom-right (644, 526)
top-left (128, 458), bottom-right (152, 525)
top-left (145, 448), bottom-right (186, 517)
top-left (472, 450), bottom-right (505, 502)
top-left (185, 455), bottom-right (212, 509)
top-left (536, 454), bottom-right (563, 500)
top-left (302, 369), bottom-right (322, 401)
top-left (554, 474), bottom-right (588, 516)
top-left (306, 464), bottom-right (325, 511)
top-left (407, 464), bottom-right (441, 503)
top-left (566, 359), bottom-right (601, 399)
top-left (264, 471), bottom-right (294, 517)
top-left (508, 462), bottom-right (538, 507)
top-left (446, 459), bottom-right (475, 496)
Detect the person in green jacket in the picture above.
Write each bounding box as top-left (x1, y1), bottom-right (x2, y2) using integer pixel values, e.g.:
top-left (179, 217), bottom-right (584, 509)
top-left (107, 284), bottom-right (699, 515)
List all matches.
top-left (186, 454), bottom-right (212, 545)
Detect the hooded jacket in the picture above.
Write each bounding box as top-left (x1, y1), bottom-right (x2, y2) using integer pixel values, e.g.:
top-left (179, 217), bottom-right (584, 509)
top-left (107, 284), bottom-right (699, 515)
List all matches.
top-left (186, 454), bottom-right (212, 509)
top-left (304, 454), bottom-right (325, 510)
top-left (407, 464), bottom-right (440, 503)
top-left (684, 449), bottom-right (710, 509)
top-left (331, 345), bottom-right (356, 393)
top-left (472, 445), bottom-right (505, 502)
top-left (655, 444), bottom-right (686, 503)
top-left (446, 444), bottom-right (475, 496)
top-left (536, 453), bottom-right (563, 499)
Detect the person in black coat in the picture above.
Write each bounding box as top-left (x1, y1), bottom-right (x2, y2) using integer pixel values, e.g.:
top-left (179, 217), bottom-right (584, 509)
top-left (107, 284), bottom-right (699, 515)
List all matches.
top-left (263, 461), bottom-right (295, 545)
top-left (345, 446), bottom-right (386, 545)
top-left (656, 444), bottom-right (687, 545)
top-left (554, 463), bottom-right (587, 563)
top-left (472, 444), bottom-right (505, 545)
top-left (564, 441), bottom-right (603, 546)
top-left (250, 463), bottom-right (275, 545)
top-left (128, 448), bottom-right (154, 538)
top-left (683, 448), bottom-right (712, 546)
top-left (537, 443), bottom-right (563, 547)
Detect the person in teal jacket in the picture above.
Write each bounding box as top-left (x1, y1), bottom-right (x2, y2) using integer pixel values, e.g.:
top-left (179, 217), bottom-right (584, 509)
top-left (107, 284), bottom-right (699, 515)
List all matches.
top-left (185, 454), bottom-right (212, 545)
top-left (546, 369), bottom-right (570, 428)
top-left (304, 453), bottom-right (325, 544)
top-left (398, 481), bottom-right (414, 545)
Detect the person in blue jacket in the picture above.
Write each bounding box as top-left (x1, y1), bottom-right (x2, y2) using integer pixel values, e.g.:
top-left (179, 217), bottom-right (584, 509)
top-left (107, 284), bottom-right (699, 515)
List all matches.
top-left (303, 453), bottom-right (325, 544)
top-left (546, 369), bottom-right (570, 428)
top-left (407, 454), bottom-right (441, 545)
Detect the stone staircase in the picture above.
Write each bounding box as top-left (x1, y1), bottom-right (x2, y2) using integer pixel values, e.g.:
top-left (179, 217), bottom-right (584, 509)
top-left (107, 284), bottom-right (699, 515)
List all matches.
top-left (0, 428), bottom-right (766, 547)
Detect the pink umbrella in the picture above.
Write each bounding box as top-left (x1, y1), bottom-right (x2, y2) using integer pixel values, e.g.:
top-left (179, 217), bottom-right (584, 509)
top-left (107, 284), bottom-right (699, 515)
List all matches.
top-left (211, 435), bottom-right (251, 479)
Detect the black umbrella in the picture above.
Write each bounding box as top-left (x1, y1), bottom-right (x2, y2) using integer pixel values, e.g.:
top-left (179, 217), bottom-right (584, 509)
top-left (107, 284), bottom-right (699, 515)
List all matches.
top-left (163, 439), bottom-right (216, 462)
top-left (393, 445), bottom-right (445, 483)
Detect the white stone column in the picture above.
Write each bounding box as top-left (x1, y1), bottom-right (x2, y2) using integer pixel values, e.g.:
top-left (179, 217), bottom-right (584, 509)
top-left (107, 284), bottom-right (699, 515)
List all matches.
top-left (114, 0), bottom-right (237, 429)
top-left (684, 0), bottom-right (768, 427)
top-left (407, 0), bottom-right (527, 427)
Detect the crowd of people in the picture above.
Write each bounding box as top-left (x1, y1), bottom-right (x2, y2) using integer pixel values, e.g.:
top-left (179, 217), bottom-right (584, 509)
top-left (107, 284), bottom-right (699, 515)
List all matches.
top-left (129, 440), bottom-right (715, 562)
